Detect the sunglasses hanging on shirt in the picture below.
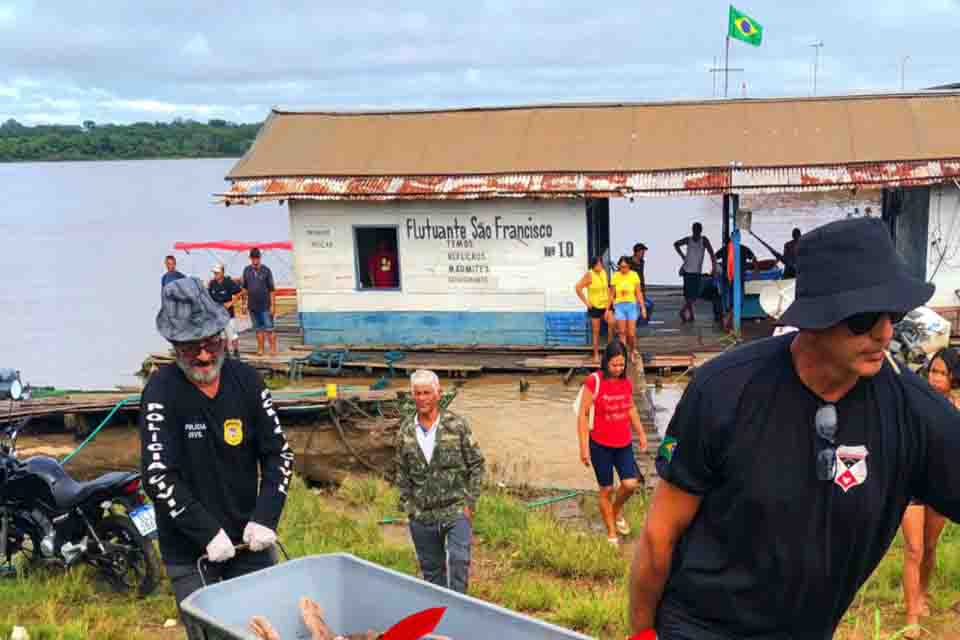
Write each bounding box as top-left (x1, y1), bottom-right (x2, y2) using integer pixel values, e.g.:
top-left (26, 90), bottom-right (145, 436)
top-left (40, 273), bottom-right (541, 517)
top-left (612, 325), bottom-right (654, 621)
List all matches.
top-left (815, 404), bottom-right (838, 481)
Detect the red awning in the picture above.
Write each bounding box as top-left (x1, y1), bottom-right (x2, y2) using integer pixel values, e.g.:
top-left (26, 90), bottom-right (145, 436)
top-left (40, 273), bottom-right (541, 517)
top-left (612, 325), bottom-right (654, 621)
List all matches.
top-left (173, 241), bottom-right (293, 252)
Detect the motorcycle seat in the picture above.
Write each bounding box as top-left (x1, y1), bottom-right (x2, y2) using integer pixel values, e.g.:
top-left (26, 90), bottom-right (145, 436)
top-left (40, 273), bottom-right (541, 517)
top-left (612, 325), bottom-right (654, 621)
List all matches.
top-left (53, 471), bottom-right (138, 510)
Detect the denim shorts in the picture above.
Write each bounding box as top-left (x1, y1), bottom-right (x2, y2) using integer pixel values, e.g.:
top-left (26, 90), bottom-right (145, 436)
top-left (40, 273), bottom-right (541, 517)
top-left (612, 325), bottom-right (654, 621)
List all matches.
top-left (589, 439), bottom-right (638, 487)
top-left (250, 310), bottom-right (274, 331)
top-left (614, 302), bottom-right (639, 322)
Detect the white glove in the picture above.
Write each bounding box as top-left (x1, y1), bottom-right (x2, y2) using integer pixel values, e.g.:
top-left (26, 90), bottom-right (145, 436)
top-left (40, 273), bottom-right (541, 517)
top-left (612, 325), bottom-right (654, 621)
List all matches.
top-left (206, 529), bottom-right (236, 563)
top-left (243, 521), bottom-right (277, 552)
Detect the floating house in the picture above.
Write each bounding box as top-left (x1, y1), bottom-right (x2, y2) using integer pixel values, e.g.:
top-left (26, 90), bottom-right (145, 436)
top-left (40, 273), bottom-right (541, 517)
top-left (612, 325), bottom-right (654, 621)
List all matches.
top-left (221, 92), bottom-right (960, 346)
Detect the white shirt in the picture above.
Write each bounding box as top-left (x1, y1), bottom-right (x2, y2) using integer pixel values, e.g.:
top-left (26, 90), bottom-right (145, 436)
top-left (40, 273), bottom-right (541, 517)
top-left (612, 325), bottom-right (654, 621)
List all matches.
top-left (415, 413), bottom-right (441, 464)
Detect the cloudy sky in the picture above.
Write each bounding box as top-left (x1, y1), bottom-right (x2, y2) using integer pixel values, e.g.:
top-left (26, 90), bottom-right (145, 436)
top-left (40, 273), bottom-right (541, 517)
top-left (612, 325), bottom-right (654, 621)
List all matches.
top-left (1, 1), bottom-right (957, 125)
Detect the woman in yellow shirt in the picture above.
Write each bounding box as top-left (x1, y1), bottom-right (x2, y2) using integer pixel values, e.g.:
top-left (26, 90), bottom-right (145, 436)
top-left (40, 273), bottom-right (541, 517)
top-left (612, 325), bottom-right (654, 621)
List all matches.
top-left (575, 255), bottom-right (614, 363)
top-left (609, 256), bottom-right (646, 354)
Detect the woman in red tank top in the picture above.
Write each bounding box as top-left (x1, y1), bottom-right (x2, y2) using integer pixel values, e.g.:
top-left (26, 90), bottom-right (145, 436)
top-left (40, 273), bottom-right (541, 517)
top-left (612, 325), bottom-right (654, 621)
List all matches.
top-left (576, 340), bottom-right (648, 545)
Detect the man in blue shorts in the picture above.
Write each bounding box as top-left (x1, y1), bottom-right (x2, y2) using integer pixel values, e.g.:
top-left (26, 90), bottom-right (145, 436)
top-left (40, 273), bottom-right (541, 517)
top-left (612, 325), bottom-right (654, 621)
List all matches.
top-left (242, 248), bottom-right (276, 356)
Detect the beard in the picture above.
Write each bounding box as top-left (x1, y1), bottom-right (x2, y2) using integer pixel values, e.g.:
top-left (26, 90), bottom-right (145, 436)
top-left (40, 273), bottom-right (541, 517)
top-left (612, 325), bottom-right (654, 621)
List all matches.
top-left (175, 348), bottom-right (226, 385)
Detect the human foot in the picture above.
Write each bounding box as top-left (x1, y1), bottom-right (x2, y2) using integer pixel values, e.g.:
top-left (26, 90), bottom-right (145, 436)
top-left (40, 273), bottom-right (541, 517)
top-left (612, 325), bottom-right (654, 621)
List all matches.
top-left (903, 616), bottom-right (921, 639)
top-left (300, 597), bottom-right (336, 640)
top-left (249, 616), bottom-right (281, 640)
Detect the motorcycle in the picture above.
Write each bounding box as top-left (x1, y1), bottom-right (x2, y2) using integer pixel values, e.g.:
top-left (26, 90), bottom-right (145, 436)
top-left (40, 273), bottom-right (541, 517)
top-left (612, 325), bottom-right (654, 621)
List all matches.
top-left (0, 417), bottom-right (161, 596)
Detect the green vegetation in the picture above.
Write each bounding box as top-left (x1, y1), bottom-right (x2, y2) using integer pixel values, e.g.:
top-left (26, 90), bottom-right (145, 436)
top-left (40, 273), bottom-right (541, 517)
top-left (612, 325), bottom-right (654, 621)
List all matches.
top-left (2, 476), bottom-right (960, 639)
top-left (0, 118), bottom-right (261, 162)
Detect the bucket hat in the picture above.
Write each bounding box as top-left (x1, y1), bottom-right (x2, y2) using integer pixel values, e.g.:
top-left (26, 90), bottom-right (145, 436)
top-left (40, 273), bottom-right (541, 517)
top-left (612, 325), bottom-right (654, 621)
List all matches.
top-left (157, 277), bottom-right (229, 342)
top-left (778, 217), bottom-right (934, 329)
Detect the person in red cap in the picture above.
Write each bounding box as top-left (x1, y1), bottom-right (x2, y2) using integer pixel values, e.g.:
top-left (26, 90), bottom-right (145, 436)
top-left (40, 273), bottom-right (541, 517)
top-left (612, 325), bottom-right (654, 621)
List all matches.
top-left (629, 217), bottom-right (960, 640)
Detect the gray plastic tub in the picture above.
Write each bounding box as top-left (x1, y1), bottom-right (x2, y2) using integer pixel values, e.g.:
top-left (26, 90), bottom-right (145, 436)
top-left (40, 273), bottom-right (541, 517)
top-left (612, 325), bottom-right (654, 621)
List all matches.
top-left (181, 552), bottom-right (593, 639)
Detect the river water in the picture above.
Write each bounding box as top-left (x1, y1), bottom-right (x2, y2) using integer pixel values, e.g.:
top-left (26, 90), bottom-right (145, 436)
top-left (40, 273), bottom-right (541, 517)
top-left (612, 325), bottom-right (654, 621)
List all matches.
top-left (1, 158), bottom-right (877, 390)
top-left (2, 159), bottom-right (289, 389)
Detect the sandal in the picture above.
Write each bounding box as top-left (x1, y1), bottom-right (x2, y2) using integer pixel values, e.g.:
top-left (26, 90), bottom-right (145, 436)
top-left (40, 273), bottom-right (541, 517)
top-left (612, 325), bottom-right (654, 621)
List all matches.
top-left (607, 536), bottom-right (620, 547)
top-left (616, 516), bottom-right (631, 536)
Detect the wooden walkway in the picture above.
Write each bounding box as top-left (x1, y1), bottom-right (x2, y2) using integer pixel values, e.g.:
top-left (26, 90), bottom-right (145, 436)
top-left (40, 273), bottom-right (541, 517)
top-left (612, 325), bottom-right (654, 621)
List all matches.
top-left (212, 285), bottom-right (774, 378)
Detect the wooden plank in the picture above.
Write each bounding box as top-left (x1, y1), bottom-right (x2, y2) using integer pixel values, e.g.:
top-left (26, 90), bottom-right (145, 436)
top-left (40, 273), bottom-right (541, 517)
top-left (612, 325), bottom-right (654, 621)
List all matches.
top-left (342, 361), bottom-right (483, 372)
top-left (3, 388), bottom-right (398, 421)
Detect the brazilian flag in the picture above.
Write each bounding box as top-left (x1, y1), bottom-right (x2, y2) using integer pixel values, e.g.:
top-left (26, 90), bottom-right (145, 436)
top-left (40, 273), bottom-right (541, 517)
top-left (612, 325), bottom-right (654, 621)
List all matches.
top-left (728, 5), bottom-right (763, 47)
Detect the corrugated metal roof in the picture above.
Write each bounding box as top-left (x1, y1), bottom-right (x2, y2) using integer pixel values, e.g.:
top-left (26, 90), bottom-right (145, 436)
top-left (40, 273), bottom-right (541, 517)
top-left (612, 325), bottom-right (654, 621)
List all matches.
top-left (224, 92), bottom-right (960, 201)
top-left (221, 159), bottom-right (960, 204)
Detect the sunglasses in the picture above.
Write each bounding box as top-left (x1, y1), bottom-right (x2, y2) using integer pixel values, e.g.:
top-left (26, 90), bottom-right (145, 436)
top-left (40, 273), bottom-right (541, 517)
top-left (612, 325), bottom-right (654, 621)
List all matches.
top-left (815, 404), bottom-right (838, 481)
top-left (843, 311), bottom-right (906, 336)
top-left (174, 335), bottom-right (225, 358)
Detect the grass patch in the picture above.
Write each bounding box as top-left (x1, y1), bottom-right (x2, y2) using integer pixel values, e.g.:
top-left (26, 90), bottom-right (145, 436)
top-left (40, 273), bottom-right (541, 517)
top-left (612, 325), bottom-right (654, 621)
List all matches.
top-left (334, 475), bottom-right (403, 521)
top-left (516, 512), bottom-right (623, 579)
top-left (551, 585), bottom-right (627, 639)
top-left (0, 565), bottom-right (177, 640)
top-left (473, 490), bottom-right (529, 548)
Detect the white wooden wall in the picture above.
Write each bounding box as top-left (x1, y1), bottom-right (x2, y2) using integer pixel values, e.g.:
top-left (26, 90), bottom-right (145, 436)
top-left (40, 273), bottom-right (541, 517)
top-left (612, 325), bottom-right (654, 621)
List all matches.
top-left (289, 199), bottom-right (588, 314)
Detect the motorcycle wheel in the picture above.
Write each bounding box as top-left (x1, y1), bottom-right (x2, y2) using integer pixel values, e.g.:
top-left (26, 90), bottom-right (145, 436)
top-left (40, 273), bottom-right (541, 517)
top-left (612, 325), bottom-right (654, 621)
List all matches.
top-left (93, 514), bottom-right (160, 596)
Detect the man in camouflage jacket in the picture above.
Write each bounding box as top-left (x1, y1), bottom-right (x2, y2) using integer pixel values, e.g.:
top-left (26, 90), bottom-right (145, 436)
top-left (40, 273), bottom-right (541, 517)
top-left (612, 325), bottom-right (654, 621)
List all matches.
top-left (394, 370), bottom-right (485, 593)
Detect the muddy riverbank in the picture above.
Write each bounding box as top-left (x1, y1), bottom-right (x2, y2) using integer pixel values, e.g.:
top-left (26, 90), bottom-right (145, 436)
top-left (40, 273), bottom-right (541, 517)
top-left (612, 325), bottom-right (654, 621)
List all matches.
top-left (14, 372), bottom-right (684, 490)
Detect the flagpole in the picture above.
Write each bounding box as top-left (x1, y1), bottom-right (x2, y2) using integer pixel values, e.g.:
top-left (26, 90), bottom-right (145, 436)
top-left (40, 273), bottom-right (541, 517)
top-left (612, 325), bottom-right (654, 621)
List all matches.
top-left (724, 35), bottom-right (731, 98)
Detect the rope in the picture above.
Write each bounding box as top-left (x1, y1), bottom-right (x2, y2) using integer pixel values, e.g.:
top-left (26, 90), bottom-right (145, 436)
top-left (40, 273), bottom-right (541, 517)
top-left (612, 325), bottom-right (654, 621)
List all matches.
top-left (329, 405), bottom-right (384, 474)
top-left (61, 395), bottom-right (140, 465)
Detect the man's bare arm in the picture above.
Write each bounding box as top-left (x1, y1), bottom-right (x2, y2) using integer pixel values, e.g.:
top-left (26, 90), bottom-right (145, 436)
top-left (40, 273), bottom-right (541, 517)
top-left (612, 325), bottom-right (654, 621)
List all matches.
top-left (628, 479), bottom-right (702, 633)
top-left (673, 238), bottom-right (687, 261)
top-left (704, 237), bottom-right (716, 268)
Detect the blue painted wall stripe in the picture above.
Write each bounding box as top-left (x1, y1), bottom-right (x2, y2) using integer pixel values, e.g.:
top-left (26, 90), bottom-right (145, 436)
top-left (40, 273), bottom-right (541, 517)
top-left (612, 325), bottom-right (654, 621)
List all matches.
top-left (300, 311), bottom-right (588, 346)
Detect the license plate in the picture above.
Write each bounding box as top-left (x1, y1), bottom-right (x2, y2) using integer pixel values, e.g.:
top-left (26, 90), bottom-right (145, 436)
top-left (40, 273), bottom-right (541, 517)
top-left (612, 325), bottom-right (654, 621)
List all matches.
top-left (130, 505), bottom-right (157, 538)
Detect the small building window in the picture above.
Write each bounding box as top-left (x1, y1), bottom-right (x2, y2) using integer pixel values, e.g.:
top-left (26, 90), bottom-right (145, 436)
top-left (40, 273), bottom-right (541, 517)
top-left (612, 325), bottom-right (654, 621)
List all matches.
top-left (355, 226), bottom-right (401, 290)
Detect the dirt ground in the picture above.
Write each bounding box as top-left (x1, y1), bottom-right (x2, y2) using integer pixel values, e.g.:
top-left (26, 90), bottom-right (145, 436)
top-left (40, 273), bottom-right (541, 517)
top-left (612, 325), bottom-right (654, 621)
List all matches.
top-left (15, 372), bottom-right (685, 490)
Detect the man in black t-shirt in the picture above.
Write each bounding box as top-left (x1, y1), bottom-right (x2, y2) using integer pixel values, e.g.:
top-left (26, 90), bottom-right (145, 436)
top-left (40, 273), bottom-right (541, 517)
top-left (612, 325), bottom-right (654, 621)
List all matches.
top-left (628, 218), bottom-right (960, 640)
top-left (142, 277), bottom-right (293, 640)
top-left (208, 264), bottom-right (242, 358)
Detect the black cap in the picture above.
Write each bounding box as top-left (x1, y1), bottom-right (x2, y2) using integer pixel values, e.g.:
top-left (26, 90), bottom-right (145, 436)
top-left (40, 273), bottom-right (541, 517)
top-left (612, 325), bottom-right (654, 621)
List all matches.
top-left (249, 247), bottom-right (262, 258)
top-left (633, 243), bottom-right (648, 251)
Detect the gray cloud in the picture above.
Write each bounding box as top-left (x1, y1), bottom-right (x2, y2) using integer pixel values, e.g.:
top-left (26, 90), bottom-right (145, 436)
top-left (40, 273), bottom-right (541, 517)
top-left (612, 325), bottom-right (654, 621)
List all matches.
top-left (0, 0), bottom-right (957, 124)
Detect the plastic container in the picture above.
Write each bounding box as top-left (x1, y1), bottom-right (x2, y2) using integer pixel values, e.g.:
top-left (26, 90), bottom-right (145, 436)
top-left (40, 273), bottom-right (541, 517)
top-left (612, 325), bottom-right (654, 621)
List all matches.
top-left (181, 552), bottom-right (593, 639)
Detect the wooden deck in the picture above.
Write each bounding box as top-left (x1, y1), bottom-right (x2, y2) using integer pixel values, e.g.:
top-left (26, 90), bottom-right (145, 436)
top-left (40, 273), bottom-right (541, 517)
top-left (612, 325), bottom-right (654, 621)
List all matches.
top-left (218, 285), bottom-right (775, 378)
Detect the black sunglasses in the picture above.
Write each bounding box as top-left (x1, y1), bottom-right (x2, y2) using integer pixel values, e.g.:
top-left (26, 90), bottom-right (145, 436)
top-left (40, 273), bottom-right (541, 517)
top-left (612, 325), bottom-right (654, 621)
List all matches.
top-left (844, 311), bottom-right (906, 336)
top-left (815, 404), bottom-right (838, 482)
top-left (173, 335), bottom-right (225, 358)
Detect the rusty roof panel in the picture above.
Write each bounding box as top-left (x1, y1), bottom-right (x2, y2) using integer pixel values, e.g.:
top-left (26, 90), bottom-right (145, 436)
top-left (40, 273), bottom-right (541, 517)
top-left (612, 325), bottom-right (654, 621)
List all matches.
top-left (227, 93), bottom-right (960, 180)
top-left (220, 159), bottom-right (960, 204)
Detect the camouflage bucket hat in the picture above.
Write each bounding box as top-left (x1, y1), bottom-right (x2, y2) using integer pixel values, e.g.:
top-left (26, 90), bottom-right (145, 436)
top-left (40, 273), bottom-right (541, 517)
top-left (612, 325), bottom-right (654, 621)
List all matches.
top-left (156, 277), bottom-right (229, 342)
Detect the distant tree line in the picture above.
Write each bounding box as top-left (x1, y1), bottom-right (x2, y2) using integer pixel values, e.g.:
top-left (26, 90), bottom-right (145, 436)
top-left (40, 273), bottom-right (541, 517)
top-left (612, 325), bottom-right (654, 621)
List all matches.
top-left (0, 118), bottom-right (262, 162)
